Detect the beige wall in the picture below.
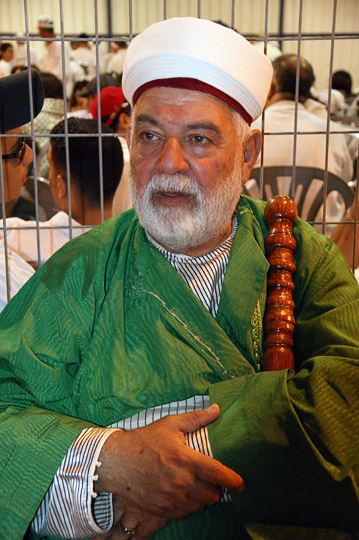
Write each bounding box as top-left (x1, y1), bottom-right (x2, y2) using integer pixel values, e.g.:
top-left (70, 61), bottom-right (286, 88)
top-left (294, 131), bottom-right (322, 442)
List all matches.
top-left (0, 0), bottom-right (358, 92)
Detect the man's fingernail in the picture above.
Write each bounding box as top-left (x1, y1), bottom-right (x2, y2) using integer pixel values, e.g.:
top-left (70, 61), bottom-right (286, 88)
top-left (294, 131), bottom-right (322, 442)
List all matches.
top-left (207, 404), bottom-right (217, 412)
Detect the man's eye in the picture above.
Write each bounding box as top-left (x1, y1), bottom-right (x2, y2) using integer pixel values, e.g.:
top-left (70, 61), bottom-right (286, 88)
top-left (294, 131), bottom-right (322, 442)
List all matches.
top-left (191, 135), bottom-right (209, 144)
top-left (140, 132), bottom-right (157, 141)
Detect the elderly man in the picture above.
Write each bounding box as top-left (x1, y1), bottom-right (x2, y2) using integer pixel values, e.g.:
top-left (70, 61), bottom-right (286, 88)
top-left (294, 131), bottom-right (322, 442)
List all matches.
top-left (0, 18), bottom-right (359, 540)
top-left (0, 69), bottom-right (43, 309)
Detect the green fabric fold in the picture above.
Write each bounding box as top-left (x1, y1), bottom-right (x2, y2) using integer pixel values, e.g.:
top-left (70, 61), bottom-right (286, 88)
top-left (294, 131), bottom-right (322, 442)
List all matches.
top-left (0, 196), bottom-right (358, 539)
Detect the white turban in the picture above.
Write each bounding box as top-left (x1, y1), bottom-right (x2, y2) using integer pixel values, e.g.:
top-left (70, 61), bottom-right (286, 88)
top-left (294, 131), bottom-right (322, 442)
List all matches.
top-left (122, 17), bottom-right (273, 124)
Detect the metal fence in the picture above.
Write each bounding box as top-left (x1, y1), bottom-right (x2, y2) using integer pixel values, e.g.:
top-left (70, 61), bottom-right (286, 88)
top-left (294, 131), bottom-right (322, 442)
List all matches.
top-left (0, 0), bottom-right (358, 304)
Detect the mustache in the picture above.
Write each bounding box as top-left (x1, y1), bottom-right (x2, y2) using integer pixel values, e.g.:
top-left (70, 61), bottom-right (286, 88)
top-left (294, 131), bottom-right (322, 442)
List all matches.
top-left (145, 174), bottom-right (201, 197)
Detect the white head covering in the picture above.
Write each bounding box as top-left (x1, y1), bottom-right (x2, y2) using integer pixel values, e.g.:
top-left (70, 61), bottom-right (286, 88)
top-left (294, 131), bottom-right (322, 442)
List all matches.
top-left (122, 17), bottom-right (273, 124)
top-left (318, 88), bottom-right (345, 114)
top-left (38, 15), bottom-right (54, 30)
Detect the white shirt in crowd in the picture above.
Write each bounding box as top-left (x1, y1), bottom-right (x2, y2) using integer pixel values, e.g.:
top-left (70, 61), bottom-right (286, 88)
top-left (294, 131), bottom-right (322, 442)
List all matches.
top-left (252, 101), bottom-right (353, 179)
top-left (250, 100), bottom-right (353, 234)
top-left (39, 41), bottom-right (78, 99)
top-left (107, 48), bottom-right (127, 75)
top-left (11, 43), bottom-right (40, 69)
top-left (5, 211), bottom-right (88, 266)
top-left (70, 46), bottom-right (97, 79)
top-left (0, 239), bottom-right (34, 312)
top-left (0, 59), bottom-right (12, 78)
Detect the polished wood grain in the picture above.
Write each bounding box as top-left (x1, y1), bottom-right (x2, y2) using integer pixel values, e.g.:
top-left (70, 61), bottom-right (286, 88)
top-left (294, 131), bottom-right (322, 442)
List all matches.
top-left (263, 196), bottom-right (298, 371)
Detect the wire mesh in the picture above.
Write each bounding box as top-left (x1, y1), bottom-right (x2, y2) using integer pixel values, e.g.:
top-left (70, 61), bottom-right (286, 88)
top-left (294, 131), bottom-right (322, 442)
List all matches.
top-left (0, 0), bottom-right (358, 307)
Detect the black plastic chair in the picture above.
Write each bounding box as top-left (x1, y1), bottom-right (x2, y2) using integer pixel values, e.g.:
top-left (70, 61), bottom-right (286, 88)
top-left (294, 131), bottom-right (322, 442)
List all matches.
top-left (245, 166), bottom-right (354, 223)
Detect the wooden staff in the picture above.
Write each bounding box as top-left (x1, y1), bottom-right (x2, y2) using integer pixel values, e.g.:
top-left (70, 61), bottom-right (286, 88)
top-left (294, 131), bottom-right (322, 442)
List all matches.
top-left (263, 195), bottom-right (298, 371)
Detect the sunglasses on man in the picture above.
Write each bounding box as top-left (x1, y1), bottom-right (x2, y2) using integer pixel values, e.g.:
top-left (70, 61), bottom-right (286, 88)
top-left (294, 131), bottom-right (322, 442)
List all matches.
top-left (1, 137), bottom-right (27, 165)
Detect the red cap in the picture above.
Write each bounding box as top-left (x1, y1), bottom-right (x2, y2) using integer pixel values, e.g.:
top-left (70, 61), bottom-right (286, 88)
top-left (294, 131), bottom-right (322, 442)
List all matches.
top-left (91, 86), bottom-right (126, 126)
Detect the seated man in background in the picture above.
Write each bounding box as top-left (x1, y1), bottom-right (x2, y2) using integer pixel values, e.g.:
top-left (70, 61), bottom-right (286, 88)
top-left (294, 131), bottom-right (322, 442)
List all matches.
top-left (0, 69), bottom-right (43, 310)
top-left (0, 18), bottom-right (359, 540)
top-left (5, 117), bottom-right (123, 266)
top-left (250, 54), bottom-right (353, 234)
top-left (332, 69), bottom-right (355, 105)
top-left (90, 85), bottom-right (132, 213)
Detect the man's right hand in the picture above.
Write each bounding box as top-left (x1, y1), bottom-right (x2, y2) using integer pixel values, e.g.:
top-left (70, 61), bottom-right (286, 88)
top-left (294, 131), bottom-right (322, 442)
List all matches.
top-left (94, 404), bottom-right (245, 537)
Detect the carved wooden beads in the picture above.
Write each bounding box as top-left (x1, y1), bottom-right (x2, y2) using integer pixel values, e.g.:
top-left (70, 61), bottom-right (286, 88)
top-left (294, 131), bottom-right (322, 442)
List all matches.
top-left (263, 196), bottom-right (298, 371)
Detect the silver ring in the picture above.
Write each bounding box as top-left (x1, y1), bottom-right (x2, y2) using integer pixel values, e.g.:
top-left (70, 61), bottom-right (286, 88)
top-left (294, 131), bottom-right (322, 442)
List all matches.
top-left (123, 527), bottom-right (136, 535)
top-left (120, 521), bottom-right (137, 536)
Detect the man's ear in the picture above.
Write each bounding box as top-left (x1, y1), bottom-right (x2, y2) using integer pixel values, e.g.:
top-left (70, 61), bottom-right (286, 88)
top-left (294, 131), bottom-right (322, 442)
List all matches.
top-left (265, 81), bottom-right (277, 108)
top-left (267, 81), bottom-right (276, 101)
top-left (241, 129), bottom-right (262, 184)
top-left (119, 112), bottom-right (131, 133)
top-left (55, 174), bottom-right (67, 200)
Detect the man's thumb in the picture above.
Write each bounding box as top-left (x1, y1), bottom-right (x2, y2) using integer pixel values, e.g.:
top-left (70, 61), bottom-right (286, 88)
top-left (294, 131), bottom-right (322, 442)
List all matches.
top-left (176, 403), bottom-right (220, 433)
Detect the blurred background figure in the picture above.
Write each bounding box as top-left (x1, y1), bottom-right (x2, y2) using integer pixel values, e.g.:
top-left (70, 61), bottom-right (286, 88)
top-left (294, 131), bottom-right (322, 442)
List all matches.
top-left (78, 72), bottom-right (120, 115)
top-left (250, 35), bottom-right (282, 61)
top-left (23, 71), bottom-right (65, 179)
top-left (5, 117), bottom-right (123, 266)
top-left (11, 32), bottom-right (39, 69)
top-left (37, 15), bottom-right (79, 100)
top-left (38, 15), bottom-right (68, 79)
top-left (10, 65), bottom-right (27, 75)
top-left (0, 43), bottom-right (14, 78)
top-left (102, 40), bottom-right (120, 73)
top-left (332, 69), bottom-right (355, 105)
top-left (70, 33), bottom-right (97, 79)
top-left (0, 69), bottom-right (44, 309)
top-left (317, 87), bottom-right (346, 115)
top-left (107, 39), bottom-right (128, 77)
top-left (90, 85), bottom-right (132, 213)
top-left (67, 80), bottom-right (91, 118)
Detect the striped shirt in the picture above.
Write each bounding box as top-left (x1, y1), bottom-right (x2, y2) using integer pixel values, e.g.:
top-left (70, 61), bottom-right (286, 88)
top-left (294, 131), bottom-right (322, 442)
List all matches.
top-left (32, 217), bottom-right (237, 537)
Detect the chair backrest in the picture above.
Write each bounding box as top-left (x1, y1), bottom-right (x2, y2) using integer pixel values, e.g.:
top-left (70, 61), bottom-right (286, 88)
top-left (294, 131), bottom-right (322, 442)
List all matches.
top-left (245, 166), bottom-right (354, 223)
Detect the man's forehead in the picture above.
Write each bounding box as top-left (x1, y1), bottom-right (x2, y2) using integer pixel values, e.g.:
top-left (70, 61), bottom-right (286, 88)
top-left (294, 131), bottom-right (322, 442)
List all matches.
top-left (134, 86), bottom-right (236, 123)
top-left (137, 86), bottom-right (223, 104)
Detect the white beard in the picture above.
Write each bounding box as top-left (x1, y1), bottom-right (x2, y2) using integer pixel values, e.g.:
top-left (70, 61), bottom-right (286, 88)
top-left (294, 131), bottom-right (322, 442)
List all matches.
top-left (130, 156), bottom-right (243, 254)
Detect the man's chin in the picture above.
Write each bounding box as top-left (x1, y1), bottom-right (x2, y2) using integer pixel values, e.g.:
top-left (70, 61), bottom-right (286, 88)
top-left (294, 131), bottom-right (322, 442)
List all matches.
top-left (140, 212), bottom-right (201, 252)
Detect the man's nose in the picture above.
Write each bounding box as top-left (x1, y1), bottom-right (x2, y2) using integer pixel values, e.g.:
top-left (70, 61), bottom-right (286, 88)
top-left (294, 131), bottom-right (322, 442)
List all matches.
top-left (156, 137), bottom-right (190, 175)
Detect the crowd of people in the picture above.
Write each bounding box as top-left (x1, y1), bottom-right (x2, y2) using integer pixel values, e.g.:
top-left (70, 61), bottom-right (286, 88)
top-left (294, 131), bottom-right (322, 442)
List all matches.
top-left (0, 17), bottom-right (358, 539)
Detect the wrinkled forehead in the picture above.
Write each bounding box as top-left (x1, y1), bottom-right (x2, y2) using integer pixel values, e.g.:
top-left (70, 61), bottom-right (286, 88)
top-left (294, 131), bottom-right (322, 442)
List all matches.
top-left (133, 86), bottom-right (238, 124)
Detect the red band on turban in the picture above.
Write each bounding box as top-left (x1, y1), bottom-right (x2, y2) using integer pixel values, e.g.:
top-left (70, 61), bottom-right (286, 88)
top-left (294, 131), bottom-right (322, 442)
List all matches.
top-left (132, 77), bottom-right (253, 126)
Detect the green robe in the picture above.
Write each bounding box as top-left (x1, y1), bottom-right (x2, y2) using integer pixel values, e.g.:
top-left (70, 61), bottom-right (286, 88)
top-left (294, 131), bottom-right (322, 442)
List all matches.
top-left (0, 196), bottom-right (359, 540)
